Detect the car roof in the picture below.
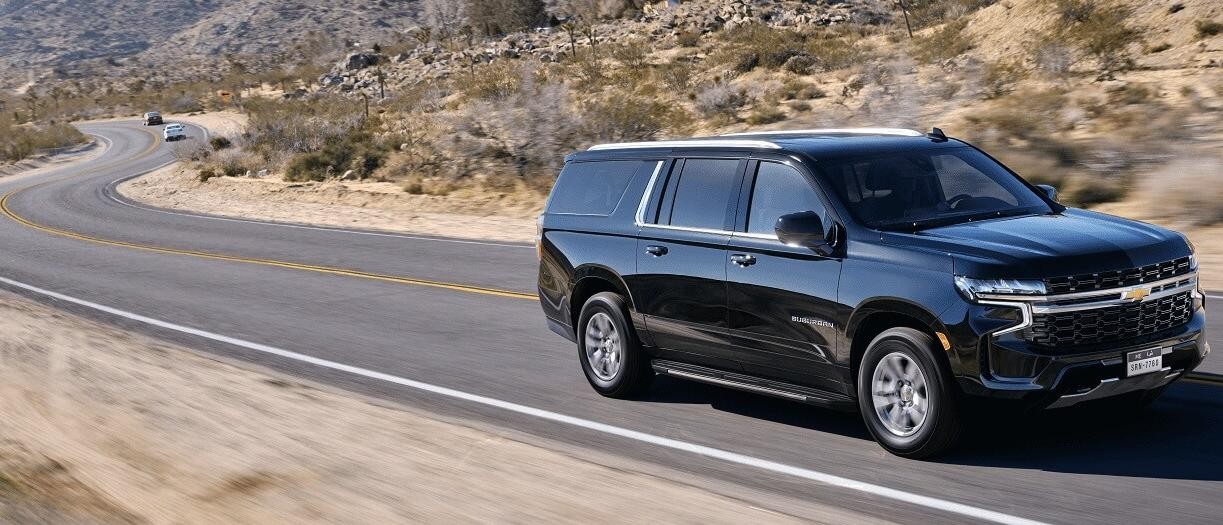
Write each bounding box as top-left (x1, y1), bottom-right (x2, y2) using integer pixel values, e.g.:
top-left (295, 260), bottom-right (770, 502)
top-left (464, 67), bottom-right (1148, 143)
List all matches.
top-left (571, 128), bottom-right (964, 161)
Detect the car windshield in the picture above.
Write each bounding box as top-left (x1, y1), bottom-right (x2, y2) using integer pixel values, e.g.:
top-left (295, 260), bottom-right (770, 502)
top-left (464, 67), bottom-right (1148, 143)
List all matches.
top-left (818, 146), bottom-right (1052, 230)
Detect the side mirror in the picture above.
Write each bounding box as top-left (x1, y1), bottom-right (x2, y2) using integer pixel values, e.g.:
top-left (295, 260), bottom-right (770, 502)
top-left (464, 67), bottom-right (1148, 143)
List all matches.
top-left (775, 211), bottom-right (836, 256)
top-left (1037, 184), bottom-right (1058, 202)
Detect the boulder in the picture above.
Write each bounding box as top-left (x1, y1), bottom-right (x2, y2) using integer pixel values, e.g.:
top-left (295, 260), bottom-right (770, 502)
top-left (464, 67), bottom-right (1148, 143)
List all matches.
top-left (341, 52), bottom-right (381, 71)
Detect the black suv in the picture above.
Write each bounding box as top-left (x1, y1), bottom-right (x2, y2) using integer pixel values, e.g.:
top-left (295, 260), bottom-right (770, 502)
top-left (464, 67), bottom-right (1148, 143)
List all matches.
top-left (536, 128), bottom-right (1208, 458)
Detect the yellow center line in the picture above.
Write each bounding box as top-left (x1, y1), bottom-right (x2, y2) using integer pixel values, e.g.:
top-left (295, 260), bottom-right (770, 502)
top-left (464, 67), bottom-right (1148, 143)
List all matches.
top-left (3, 126), bottom-right (536, 301)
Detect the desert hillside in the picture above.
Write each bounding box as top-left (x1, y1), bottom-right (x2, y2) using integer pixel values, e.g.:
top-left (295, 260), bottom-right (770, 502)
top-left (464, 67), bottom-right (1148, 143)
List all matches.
top-left (0, 0), bottom-right (420, 89)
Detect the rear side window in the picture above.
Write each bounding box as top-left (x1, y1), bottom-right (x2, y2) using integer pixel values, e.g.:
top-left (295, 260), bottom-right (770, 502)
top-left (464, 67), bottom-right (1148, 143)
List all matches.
top-left (547, 160), bottom-right (643, 215)
top-left (666, 159), bottom-right (740, 230)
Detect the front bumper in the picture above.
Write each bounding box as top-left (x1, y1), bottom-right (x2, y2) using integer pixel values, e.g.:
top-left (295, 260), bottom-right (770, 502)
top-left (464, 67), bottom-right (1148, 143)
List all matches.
top-left (955, 309), bottom-right (1207, 409)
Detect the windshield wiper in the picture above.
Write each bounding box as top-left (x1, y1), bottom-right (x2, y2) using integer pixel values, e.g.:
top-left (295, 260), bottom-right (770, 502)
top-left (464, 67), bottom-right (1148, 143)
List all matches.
top-left (876, 209), bottom-right (1039, 232)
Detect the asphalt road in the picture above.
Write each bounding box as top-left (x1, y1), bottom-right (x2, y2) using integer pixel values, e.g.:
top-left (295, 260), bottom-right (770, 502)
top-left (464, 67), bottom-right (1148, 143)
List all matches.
top-left (1, 121), bottom-right (1220, 524)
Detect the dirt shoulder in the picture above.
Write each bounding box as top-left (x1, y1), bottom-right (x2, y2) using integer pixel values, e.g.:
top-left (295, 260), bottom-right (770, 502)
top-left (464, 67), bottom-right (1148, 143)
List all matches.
top-left (119, 164), bottom-right (539, 243)
top-left (0, 291), bottom-right (880, 524)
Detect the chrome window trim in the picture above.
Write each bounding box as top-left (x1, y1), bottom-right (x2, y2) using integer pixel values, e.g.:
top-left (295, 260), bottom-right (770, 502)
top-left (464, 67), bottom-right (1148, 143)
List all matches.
top-left (589, 139), bottom-right (780, 151)
top-left (640, 223), bottom-right (734, 235)
top-left (633, 161), bottom-right (666, 226)
top-left (721, 128), bottom-right (924, 137)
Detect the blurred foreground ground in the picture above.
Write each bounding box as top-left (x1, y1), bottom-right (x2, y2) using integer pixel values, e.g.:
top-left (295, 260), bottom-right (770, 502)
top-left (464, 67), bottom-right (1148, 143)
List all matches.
top-left (0, 291), bottom-right (876, 524)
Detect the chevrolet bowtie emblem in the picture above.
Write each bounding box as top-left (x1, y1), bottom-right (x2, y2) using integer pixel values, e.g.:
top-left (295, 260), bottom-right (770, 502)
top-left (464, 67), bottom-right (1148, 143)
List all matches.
top-left (1122, 288), bottom-right (1151, 302)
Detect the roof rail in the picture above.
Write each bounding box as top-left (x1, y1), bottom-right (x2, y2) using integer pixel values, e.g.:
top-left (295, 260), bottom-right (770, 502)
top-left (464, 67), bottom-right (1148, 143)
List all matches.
top-left (720, 128), bottom-right (924, 137)
top-left (587, 139), bottom-right (781, 151)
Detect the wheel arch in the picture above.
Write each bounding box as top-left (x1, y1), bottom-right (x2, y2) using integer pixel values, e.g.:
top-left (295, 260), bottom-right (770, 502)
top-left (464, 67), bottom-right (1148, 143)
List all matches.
top-left (847, 298), bottom-right (953, 385)
top-left (569, 264), bottom-right (635, 333)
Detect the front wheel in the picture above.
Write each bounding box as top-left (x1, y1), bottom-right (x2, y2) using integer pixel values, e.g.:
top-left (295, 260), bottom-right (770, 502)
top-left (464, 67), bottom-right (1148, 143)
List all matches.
top-left (577, 292), bottom-right (652, 398)
top-left (857, 327), bottom-right (962, 459)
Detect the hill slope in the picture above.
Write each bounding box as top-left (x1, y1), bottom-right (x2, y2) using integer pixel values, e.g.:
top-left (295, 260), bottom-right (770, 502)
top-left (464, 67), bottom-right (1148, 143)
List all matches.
top-left (0, 0), bottom-right (419, 88)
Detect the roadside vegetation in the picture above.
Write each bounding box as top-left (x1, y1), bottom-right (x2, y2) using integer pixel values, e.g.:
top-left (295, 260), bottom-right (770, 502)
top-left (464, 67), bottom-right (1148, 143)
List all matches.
top-left (12, 0), bottom-right (1223, 226)
top-left (0, 116), bottom-right (87, 163)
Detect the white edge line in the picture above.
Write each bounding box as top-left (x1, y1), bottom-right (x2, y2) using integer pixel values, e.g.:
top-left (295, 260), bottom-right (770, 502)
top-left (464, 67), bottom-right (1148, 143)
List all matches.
top-left (0, 274), bottom-right (1047, 525)
top-left (1207, 295), bottom-right (1223, 300)
top-left (94, 123), bottom-right (531, 250)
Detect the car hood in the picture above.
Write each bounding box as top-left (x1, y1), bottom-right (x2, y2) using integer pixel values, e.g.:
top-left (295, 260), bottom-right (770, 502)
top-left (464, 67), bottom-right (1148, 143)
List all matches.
top-left (880, 209), bottom-right (1191, 279)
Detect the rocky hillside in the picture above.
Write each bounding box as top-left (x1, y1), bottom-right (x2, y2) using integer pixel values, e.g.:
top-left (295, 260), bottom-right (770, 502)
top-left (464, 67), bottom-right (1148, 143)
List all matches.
top-left (0, 0), bottom-right (420, 90)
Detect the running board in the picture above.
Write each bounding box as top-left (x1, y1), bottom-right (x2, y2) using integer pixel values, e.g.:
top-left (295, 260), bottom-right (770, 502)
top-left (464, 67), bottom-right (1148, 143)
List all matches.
top-left (651, 360), bottom-right (856, 411)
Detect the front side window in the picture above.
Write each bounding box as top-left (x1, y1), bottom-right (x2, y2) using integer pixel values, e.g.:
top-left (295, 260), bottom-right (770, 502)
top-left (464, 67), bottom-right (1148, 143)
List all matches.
top-left (666, 158), bottom-right (740, 230)
top-left (821, 146), bottom-right (1050, 230)
top-left (746, 162), bottom-right (826, 237)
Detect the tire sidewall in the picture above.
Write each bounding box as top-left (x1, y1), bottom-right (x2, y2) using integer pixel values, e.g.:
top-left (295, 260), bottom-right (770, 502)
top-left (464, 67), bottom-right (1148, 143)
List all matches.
top-left (577, 293), bottom-right (638, 394)
top-left (857, 329), bottom-right (955, 457)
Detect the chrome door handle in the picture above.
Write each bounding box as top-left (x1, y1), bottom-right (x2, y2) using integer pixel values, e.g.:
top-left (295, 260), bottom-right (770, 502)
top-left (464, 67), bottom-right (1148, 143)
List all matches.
top-left (730, 254), bottom-right (756, 267)
top-left (645, 245), bottom-right (668, 257)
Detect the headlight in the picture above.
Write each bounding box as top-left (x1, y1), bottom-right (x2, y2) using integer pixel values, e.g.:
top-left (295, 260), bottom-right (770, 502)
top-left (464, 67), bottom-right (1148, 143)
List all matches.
top-left (954, 276), bottom-right (1046, 301)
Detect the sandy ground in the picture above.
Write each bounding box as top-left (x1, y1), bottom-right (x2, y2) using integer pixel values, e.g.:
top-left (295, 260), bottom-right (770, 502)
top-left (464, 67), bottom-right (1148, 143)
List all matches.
top-left (119, 164), bottom-right (539, 243)
top-left (0, 291), bottom-right (881, 524)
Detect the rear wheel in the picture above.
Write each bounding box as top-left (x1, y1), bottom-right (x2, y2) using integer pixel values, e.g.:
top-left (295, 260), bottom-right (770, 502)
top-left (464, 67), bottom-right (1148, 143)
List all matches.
top-left (857, 327), bottom-right (962, 458)
top-left (577, 292), bottom-right (652, 398)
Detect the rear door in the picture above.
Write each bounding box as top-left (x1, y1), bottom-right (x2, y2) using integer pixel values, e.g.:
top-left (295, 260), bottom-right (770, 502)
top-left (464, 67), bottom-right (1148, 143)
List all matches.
top-left (725, 159), bottom-right (846, 392)
top-left (634, 156), bottom-right (746, 369)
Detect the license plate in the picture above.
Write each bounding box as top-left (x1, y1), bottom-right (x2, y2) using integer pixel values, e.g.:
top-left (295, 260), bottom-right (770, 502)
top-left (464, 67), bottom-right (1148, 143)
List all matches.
top-left (1125, 347), bottom-right (1163, 377)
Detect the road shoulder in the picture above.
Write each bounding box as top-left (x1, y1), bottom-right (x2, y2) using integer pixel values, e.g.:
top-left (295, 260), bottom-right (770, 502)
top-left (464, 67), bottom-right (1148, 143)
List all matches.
top-left (0, 290), bottom-right (878, 523)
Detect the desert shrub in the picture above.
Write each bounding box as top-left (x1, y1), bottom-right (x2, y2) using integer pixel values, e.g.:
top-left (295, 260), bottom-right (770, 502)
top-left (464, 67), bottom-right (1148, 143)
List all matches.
top-left (708, 23), bottom-right (807, 74)
top-left (903, 0), bottom-right (998, 29)
top-left (1063, 173), bottom-right (1128, 207)
top-left (208, 148), bottom-right (259, 177)
top-left (243, 97), bottom-right (365, 162)
top-left (172, 140), bottom-right (212, 162)
top-left (675, 30), bottom-right (701, 48)
top-left (0, 122), bottom-right (87, 162)
top-left (694, 83), bottom-right (749, 120)
top-left (453, 60), bottom-right (525, 101)
top-left (806, 35), bottom-right (870, 72)
top-left (1197, 20), bottom-right (1223, 39)
top-left (656, 62), bottom-right (693, 91)
top-left (209, 136), bottom-right (233, 150)
top-left (980, 60), bottom-right (1028, 99)
top-left (283, 129), bottom-right (390, 182)
top-left (197, 168), bottom-right (219, 182)
top-left (578, 91), bottom-right (689, 142)
top-left (779, 79), bottom-right (826, 100)
top-left (609, 40), bottom-right (651, 69)
top-left (746, 106), bottom-right (786, 125)
top-left (1050, 1), bottom-right (1140, 76)
top-left (912, 18), bottom-right (973, 63)
top-left (1107, 84), bottom-right (1151, 105)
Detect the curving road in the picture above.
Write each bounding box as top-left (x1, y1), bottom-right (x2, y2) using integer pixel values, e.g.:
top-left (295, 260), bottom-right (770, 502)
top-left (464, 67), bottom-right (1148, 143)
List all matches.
top-left (2, 120), bottom-right (1221, 524)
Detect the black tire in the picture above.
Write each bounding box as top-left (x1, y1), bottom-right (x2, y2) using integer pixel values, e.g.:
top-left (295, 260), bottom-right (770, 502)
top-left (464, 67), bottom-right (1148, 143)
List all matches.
top-left (577, 292), bottom-right (652, 398)
top-left (857, 327), bottom-right (962, 459)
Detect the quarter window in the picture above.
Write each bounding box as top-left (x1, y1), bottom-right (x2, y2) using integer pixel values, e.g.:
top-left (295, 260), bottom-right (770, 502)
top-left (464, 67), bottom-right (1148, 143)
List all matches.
top-left (547, 160), bottom-right (644, 216)
top-left (666, 158), bottom-right (740, 230)
top-left (747, 162), bottom-right (826, 237)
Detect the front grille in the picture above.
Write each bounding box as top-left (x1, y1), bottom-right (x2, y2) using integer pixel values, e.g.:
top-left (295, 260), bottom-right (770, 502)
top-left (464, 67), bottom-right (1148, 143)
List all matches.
top-left (1025, 291), bottom-right (1194, 348)
top-left (1044, 256), bottom-right (1192, 295)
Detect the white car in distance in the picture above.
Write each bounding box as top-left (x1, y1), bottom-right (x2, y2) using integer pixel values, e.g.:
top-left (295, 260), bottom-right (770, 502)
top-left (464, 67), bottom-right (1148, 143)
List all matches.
top-left (162, 123), bottom-right (187, 141)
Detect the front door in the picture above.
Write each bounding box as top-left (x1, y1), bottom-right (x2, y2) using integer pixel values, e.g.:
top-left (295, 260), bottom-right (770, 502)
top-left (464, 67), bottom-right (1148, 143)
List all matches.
top-left (726, 160), bottom-right (845, 392)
